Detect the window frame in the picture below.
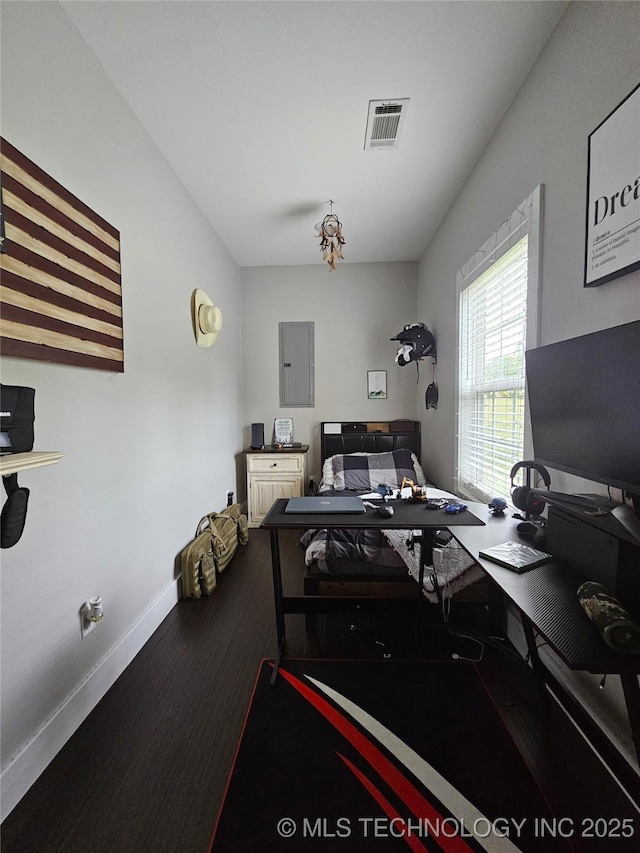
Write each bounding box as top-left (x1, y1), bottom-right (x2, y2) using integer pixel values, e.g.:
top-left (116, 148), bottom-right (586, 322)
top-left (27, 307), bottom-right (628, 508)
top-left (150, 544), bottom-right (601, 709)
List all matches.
top-left (454, 185), bottom-right (543, 502)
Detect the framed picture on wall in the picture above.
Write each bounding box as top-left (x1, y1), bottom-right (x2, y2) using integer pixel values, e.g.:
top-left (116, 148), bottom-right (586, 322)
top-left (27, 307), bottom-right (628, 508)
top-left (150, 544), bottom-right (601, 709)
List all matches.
top-left (367, 370), bottom-right (387, 399)
top-left (584, 83), bottom-right (640, 287)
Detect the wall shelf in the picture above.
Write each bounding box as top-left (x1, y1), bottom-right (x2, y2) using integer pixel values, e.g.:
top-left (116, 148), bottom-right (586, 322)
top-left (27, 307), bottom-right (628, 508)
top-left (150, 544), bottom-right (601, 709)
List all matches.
top-left (0, 452), bottom-right (64, 476)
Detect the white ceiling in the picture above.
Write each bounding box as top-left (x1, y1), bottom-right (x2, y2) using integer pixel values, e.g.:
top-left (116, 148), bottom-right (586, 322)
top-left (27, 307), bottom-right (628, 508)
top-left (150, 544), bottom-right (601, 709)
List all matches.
top-left (61, 1), bottom-right (568, 267)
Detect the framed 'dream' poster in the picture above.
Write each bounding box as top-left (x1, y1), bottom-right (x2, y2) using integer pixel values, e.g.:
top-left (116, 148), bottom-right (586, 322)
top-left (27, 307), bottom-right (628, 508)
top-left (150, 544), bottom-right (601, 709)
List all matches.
top-left (584, 84), bottom-right (640, 288)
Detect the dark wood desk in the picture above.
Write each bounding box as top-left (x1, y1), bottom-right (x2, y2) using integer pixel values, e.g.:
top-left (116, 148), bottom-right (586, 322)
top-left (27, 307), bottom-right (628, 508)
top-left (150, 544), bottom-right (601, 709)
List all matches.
top-left (454, 504), bottom-right (639, 673)
top-left (261, 497), bottom-right (484, 682)
top-left (262, 496), bottom-right (639, 790)
top-left (454, 502), bottom-right (640, 789)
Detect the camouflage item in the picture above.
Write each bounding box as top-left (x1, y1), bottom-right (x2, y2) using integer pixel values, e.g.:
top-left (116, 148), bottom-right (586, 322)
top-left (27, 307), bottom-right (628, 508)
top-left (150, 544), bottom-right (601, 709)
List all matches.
top-left (181, 503), bottom-right (249, 598)
top-left (577, 581), bottom-right (640, 655)
top-left (208, 503), bottom-right (249, 574)
top-left (180, 520), bottom-right (217, 599)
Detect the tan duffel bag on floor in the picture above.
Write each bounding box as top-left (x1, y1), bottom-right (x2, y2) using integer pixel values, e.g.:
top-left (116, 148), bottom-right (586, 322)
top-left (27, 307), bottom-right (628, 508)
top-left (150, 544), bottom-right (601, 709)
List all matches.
top-left (180, 518), bottom-right (217, 599)
top-left (181, 503), bottom-right (249, 598)
top-left (207, 503), bottom-right (249, 574)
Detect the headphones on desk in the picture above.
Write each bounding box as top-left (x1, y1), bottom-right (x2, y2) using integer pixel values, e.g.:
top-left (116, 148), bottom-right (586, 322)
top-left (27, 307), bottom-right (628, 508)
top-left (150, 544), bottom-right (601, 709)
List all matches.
top-left (510, 460), bottom-right (551, 517)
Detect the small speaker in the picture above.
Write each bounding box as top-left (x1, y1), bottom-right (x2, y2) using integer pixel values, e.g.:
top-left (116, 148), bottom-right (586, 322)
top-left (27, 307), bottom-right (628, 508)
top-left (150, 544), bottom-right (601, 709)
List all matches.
top-left (251, 423), bottom-right (265, 448)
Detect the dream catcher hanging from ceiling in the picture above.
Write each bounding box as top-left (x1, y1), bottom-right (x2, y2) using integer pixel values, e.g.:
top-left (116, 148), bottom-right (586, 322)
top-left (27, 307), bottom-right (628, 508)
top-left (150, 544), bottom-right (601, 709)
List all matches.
top-left (315, 200), bottom-right (345, 270)
top-left (390, 321), bottom-right (438, 409)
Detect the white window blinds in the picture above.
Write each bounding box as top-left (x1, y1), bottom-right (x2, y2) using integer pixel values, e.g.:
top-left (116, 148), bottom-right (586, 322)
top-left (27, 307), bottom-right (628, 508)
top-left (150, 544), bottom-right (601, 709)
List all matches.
top-left (456, 188), bottom-right (541, 503)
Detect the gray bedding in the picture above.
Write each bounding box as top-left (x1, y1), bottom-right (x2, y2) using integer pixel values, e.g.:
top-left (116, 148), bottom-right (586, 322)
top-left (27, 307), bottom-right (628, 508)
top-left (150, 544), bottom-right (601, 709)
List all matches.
top-left (300, 451), bottom-right (482, 601)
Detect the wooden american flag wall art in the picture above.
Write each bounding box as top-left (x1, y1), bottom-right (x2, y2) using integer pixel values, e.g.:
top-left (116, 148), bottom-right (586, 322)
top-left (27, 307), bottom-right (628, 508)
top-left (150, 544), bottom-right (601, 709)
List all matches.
top-left (0, 138), bottom-right (123, 372)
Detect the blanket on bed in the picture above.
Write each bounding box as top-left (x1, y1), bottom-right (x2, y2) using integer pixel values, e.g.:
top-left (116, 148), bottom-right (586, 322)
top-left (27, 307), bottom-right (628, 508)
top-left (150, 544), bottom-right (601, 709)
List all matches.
top-left (301, 525), bottom-right (481, 600)
top-left (299, 527), bottom-right (407, 572)
top-left (383, 529), bottom-right (483, 599)
top-left (302, 449), bottom-right (482, 600)
top-left (321, 448), bottom-right (422, 493)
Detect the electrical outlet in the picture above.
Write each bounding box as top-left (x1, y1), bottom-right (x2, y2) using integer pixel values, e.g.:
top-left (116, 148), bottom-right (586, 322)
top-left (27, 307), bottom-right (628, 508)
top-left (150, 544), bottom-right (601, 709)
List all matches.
top-left (80, 604), bottom-right (95, 638)
top-left (80, 596), bottom-right (103, 639)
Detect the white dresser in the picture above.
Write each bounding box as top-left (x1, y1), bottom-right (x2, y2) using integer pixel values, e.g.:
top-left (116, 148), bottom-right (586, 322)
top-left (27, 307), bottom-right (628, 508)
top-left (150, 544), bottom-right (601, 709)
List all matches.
top-left (245, 446), bottom-right (308, 527)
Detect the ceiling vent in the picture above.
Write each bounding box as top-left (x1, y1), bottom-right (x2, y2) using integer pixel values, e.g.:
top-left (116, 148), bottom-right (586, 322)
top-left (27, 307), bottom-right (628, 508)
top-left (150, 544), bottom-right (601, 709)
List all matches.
top-left (364, 98), bottom-right (409, 150)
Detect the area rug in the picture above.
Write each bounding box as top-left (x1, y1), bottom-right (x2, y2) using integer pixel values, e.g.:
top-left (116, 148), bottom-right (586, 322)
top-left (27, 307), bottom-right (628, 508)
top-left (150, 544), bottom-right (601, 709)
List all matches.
top-left (210, 659), bottom-right (570, 853)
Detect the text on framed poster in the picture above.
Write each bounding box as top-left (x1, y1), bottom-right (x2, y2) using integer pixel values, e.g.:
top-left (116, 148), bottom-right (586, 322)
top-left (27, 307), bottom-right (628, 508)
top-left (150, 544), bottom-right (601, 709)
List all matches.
top-left (584, 84), bottom-right (640, 288)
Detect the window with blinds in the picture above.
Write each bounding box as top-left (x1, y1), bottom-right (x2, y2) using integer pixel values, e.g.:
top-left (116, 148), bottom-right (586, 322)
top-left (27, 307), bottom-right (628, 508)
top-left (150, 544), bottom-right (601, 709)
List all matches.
top-left (456, 187), bottom-right (542, 503)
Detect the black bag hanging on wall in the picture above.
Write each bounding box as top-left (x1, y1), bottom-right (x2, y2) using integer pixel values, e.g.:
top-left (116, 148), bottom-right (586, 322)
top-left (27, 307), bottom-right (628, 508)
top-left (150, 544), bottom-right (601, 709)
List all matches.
top-left (0, 385), bottom-right (35, 454)
top-left (1, 473), bottom-right (30, 548)
top-left (1, 385), bottom-right (35, 547)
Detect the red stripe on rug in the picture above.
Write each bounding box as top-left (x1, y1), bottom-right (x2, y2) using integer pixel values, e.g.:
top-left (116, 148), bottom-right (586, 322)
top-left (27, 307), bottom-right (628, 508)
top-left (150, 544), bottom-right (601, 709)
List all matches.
top-left (276, 665), bottom-right (474, 853)
top-left (337, 752), bottom-right (429, 853)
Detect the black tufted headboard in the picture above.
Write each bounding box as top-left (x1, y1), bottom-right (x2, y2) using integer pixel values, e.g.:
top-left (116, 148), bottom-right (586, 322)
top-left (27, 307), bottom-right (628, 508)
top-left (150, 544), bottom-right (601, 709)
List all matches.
top-left (320, 421), bottom-right (421, 465)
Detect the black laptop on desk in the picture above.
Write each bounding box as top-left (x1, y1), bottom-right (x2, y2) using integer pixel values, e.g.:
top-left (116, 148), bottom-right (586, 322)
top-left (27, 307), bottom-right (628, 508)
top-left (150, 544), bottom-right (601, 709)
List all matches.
top-left (285, 496), bottom-right (365, 514)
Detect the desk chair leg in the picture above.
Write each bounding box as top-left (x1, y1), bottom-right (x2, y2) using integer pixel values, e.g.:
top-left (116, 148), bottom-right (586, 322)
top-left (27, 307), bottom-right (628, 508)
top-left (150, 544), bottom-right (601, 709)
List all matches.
top-left (270, 643), bottom-right (285, 686)
top-left (487, 583), bottom-right (506, 637)
top-left (270, 529), bottom-right (286, 684)
top-left (413, 528), bottom-right (434, 596)
top-left (303, 573), bottom-right (319, 634)
top-left (521, 619), bottom-right (549, 705)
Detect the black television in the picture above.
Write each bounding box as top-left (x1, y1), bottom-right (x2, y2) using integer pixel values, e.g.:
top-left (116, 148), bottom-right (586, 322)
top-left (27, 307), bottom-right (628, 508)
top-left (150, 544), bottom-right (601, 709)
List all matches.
top-left (525, 320), bottom-right (640, 499)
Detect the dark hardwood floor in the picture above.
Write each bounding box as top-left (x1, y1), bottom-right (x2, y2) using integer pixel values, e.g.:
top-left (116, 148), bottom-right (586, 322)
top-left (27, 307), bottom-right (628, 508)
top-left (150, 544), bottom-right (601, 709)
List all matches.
top-left (2, 528), bottom-right (638, 852)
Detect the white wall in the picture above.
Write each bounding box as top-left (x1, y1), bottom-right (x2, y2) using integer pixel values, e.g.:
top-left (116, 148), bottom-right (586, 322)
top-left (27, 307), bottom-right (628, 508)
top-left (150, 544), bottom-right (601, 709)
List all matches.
top-left (416, 1), bottom-right (640, 770)
top-left (2, 0), bottom-right (638, 819)
top-left (0, 2), bottom-right (244, 818)
top-left (417, 0), bottom-right (640, 495)
top-left (241, 262), bottom-right (418, 483)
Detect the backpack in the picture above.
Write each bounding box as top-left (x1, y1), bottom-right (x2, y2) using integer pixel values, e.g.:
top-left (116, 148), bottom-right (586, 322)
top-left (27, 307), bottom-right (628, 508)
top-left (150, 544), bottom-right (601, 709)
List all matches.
top-left (208, 503), bottom-right (249, 574)
top-left (180, 517), bottom-right (217, 599)
top-left (180, 503), bottom-right (249, 599)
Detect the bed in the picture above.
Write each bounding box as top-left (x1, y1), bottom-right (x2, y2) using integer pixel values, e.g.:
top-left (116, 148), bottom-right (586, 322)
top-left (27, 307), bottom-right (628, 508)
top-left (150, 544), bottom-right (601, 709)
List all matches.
top-left (300, 421), bottom-right (484, 613)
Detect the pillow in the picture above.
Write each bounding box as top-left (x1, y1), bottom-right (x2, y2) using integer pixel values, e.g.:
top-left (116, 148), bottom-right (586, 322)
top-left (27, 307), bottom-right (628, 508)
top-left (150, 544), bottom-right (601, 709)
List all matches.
top-left (331, 449), bottom-right (421, 492)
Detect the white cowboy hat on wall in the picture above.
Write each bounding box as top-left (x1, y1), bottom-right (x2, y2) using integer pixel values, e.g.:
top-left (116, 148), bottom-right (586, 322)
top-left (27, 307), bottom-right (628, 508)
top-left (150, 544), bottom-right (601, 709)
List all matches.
top-left (192, 289), bottom-right (223, 347)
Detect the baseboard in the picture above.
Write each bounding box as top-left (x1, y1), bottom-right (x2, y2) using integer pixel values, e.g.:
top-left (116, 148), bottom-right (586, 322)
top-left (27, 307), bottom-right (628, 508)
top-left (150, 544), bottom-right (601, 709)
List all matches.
top-left (0, 579), bottom-right (180, 821)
